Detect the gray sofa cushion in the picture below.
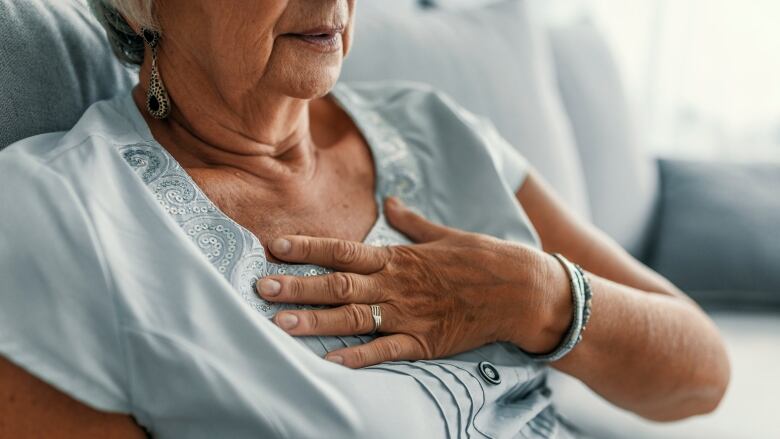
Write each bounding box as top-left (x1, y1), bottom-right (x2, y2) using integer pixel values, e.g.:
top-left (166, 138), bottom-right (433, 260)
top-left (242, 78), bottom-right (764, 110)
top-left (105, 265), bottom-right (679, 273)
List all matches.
top-left (0, 0), bottom-right (133, 150)
top-left (649, 159), bottom-right (780, 309)
top-left (549, 21), bottom-right (659, 257)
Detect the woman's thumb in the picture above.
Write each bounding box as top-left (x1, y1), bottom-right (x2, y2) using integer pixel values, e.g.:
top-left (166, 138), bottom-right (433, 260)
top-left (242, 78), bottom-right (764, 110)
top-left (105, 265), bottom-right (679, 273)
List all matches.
top-left (384, 197), bottom-right (453, 243)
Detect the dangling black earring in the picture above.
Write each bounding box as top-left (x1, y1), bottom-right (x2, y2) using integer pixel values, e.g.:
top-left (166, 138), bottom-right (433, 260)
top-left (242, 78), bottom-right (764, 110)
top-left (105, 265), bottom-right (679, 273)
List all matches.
top-left (141, 28), bottom-right (171, 119)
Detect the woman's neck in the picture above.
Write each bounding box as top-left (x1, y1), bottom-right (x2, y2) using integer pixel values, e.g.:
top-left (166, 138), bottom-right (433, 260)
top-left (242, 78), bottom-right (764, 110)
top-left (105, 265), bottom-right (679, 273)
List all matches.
top-left (131, 81), bottom-right (318, 184)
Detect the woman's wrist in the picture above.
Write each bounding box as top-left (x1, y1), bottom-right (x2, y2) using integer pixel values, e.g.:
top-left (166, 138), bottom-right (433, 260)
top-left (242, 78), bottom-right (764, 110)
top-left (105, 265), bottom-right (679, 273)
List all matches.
top-left (506, 251), bottom-right (573, 354)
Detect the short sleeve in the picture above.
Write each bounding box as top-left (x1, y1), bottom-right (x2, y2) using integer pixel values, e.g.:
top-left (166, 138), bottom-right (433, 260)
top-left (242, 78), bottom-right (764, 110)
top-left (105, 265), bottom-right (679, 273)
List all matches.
top-left (480, 115), bottom-right (530, 192)
top-left (471, 114), bottom-right (531, 193)
top-left (436, 89), bottom-right (532, 193)
top-left (0, 149), bottom-right (130, 413)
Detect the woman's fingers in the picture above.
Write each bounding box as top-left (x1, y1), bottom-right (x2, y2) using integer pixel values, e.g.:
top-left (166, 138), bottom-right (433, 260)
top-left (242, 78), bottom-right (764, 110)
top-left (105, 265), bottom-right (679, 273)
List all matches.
top-left (384, 197), bottom-right (454, 243)
top-left (272, 303), bottom-right (388, 336)
top-left (257, 272), bottom-right (385, 305)
top-left (273, 303), bottom-right (428, 367)
top-left (268, 235), bottom-right (390, 273)
top-left (324, 334), bottom-right (426, 368)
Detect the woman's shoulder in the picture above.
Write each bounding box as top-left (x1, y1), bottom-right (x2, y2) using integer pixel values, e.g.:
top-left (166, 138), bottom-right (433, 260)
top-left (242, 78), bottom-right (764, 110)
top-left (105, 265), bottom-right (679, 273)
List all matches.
top-left (335, 80), bottom-right (517, 152)
top-left (0, 89), bottom-right (144, 295)
top-left (0, 138), bottom-right (131, 414)
top-left (0, 107), bottom-right (123, 274)
top-left (0, 89), bottom-right (141, 197)
top-left (1, 88), bottom-right (139, 161)
top-left (0, 94), bottom-right (136, 413)
top-left (335, 80), bottom-right (530, 193)
top-left (334, 81), bottom-right (536, 244)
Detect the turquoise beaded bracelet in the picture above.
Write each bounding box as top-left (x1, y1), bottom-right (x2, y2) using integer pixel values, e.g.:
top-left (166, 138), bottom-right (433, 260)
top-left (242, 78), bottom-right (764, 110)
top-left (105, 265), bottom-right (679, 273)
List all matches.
top-left (525, 253), bottom-right (592, 362)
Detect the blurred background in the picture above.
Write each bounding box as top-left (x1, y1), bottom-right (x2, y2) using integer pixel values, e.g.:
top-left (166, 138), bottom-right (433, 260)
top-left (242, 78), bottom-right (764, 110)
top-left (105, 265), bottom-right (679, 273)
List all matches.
top-left (543, 0), bottom-right (780, 163)
top-left (535, 2), bottom-right (780, 437)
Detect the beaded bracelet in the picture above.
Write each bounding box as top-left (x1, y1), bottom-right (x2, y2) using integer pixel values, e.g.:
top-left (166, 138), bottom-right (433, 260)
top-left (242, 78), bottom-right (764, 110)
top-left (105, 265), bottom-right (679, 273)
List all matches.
top-left (525, 253), bottom-right (591, 362)
top-left (573, 263), bottom-right (593, 341)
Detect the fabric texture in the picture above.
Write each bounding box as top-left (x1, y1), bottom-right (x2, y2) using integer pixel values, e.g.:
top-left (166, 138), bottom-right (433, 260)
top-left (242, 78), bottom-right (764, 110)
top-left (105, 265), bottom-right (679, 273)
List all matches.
top-left (0, 82), bottom-right (570, 438)
top-left (341, 0), bottom-right (591, 217)
top-left (0, 0), bottom-right (133, 150)
top-left (0, 140), bottom-right (132, 412)
top-left (648, 159), bottom-right (780, 309)
top-left (548, 21), bottom-right (659, 257)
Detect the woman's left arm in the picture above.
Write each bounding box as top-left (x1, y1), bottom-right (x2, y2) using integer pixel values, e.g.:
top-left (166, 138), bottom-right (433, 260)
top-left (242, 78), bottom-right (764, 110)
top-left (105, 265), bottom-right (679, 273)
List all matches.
top-left (257, 171), bottom-right (729, 422)
top-left (514, 170), bottom-right (730, 421)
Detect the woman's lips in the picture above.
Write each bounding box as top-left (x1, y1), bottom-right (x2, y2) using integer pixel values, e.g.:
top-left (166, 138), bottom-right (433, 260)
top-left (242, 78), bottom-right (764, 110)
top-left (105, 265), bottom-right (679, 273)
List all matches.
top-left (283, 27), bottom-right (344, 53)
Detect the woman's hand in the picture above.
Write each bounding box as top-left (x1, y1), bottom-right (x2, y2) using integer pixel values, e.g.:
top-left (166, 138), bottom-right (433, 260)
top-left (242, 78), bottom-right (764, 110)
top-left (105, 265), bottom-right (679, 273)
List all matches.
top-left (256, 197), bottom-right (571, 368)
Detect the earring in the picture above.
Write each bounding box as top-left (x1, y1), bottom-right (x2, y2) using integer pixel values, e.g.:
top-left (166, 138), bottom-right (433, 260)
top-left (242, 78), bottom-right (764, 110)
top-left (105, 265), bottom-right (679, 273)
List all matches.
top-left (141, 28), bottom-right (171, 119)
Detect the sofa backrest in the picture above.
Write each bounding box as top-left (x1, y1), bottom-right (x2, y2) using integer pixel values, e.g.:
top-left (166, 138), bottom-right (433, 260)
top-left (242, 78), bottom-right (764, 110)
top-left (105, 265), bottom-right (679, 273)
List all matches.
top-left (548, 21), bottom-right (658, 256)
top-left (0, 0), bottom-right (133, 150)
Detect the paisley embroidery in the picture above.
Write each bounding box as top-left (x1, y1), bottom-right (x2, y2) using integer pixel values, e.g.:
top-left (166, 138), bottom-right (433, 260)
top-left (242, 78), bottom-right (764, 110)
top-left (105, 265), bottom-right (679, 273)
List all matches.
top-left (117, 85), bottom-right (420, 356)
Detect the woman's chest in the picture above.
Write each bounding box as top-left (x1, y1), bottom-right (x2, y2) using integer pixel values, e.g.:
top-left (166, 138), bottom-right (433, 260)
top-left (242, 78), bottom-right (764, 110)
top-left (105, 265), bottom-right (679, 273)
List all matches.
top-left (196, 179), bottom-right (379, 259)
top-left (119, 141), bottom-right (409, 321)
top-left (187, 158), bottom-right (379, 258)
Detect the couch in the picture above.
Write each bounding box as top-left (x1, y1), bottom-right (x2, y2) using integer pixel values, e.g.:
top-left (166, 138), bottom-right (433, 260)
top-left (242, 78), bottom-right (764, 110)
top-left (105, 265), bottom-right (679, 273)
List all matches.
top-left (1, 0), bottom-right (778, 437)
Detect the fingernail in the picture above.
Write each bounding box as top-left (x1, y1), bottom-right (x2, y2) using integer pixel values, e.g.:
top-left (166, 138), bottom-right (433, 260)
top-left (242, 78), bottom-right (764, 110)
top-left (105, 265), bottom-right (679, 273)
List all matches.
top-left (272, 238), bottom-right (291, 255)
top-left (326, 355), bottom-right (344, 365)
top-left (258, 279), bottom-right (281, 296)
top-left (276, 313), bottom-right (299, 330)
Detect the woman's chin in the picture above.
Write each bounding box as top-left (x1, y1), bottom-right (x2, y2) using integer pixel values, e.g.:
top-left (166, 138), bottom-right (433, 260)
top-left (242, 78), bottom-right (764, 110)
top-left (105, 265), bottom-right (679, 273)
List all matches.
top-left (278, 68), bottom-right (342, 100)
top-left (263, 45), bottom-right (345, 99)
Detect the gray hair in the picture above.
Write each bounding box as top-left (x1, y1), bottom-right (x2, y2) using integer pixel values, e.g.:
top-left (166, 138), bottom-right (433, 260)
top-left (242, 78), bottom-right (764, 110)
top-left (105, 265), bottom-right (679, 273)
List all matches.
top-left (87, 0), bottom-right (157, 66)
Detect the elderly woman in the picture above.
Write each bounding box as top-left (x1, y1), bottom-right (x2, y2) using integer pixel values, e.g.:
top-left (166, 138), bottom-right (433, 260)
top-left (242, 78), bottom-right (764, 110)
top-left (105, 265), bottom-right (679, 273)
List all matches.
top-left (0, 0), bottom-right (729, 437)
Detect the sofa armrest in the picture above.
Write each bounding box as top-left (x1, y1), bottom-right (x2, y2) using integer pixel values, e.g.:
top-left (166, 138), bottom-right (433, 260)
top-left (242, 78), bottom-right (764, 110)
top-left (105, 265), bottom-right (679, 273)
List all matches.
top-left (645, 159), bottom-right (780, 310)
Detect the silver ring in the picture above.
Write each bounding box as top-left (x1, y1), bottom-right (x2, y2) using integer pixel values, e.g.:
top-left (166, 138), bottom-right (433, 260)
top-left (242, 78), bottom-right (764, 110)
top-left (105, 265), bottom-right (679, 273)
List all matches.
top-left (369, 304), bottom-right (382, 335)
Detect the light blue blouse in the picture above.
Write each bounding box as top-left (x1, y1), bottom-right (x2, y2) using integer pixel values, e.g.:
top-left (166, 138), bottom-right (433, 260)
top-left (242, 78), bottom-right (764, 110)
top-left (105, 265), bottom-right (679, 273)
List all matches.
top-left (0, 81), bottom-right (576, 438)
